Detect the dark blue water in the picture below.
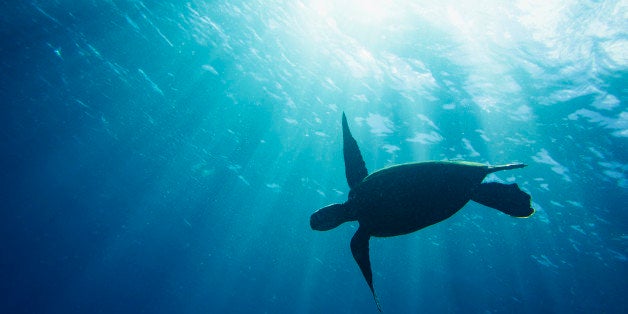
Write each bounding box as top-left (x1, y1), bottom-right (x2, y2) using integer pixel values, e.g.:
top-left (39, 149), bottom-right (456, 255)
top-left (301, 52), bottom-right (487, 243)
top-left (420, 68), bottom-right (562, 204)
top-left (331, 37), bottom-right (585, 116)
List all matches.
top-left (2, 1), bottom-right (626, 313)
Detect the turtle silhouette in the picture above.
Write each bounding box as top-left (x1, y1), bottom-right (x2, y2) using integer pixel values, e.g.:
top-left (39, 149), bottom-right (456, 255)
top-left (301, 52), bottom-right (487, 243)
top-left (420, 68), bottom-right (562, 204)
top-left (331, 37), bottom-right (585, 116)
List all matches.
top-left (310, 113), bottom-right (534, 311)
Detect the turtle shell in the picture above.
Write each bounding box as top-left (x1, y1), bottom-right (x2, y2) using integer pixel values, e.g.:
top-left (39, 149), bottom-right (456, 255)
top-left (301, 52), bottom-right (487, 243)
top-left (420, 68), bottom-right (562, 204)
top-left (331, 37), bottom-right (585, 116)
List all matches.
top-left (348, 161), bottom-right (491, 237)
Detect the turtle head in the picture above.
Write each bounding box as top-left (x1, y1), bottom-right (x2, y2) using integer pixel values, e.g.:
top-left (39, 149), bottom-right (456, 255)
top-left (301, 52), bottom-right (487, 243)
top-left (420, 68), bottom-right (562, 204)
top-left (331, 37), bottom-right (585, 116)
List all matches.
top-left (310, 203), bottom-right (354, 231)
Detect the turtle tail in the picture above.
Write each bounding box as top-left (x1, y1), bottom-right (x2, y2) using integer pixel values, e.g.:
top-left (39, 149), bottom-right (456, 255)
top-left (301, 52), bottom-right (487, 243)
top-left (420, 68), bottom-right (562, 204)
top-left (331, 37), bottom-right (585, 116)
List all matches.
top-left (487, 163), bottom-right (526, 173)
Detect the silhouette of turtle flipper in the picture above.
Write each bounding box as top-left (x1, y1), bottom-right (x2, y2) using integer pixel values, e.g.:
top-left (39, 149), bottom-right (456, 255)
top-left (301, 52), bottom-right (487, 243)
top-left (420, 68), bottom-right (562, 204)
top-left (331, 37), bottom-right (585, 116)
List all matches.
top-left (472, 182), bottom-right (534, 217)
top-left (342, 112), bottom-right (368, 190)
top-left (351, 226), bottom-right (381, 312)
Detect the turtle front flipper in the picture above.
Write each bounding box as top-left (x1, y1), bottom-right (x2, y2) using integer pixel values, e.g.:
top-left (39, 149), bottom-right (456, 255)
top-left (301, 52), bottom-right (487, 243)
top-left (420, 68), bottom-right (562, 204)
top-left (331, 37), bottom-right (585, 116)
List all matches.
top-left (472, 182), bottom-right (535, 217)
top-left (342, 112), bottom-right (368, 190)
top-left (351, 226), bottom-right (381, 312)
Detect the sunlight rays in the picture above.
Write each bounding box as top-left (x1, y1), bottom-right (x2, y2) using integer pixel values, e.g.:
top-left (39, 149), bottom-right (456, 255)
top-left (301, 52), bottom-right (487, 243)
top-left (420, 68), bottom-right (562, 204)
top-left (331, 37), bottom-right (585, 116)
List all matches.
top-left (308, 0), bottom-right (397, 28)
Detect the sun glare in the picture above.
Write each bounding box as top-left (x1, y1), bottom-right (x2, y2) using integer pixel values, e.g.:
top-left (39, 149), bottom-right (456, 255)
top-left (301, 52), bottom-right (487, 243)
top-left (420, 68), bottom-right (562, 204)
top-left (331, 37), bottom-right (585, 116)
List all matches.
top-left (307, 0), bottom-right (395, 30)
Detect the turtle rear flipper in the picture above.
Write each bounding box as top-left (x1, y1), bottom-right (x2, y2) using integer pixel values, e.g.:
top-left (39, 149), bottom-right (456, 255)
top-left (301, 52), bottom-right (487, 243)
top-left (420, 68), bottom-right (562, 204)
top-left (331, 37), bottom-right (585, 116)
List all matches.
top-left (472, 182), bottom-right (534, 217)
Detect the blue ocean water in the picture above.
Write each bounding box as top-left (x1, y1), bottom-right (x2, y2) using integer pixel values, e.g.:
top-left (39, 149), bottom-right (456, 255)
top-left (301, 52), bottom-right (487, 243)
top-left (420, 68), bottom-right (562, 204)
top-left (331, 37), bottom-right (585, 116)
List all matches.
top-left (1, 1), bottom-right (626, 313)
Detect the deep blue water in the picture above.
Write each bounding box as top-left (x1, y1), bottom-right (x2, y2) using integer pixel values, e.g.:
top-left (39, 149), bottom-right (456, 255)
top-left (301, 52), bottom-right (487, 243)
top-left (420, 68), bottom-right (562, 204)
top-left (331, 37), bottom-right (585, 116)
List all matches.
top-left (1, 1), bottom-right (627, 313)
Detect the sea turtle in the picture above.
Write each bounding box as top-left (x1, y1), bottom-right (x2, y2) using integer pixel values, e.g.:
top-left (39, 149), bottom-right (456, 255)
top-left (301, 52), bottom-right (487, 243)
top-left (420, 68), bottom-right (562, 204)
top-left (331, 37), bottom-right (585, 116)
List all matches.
top-left (310, 113), bottom-right (534, 311)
